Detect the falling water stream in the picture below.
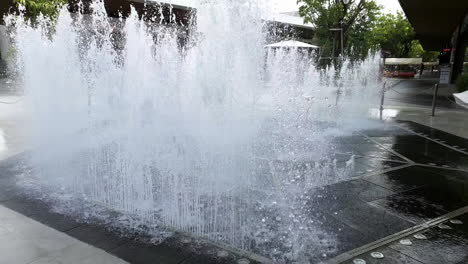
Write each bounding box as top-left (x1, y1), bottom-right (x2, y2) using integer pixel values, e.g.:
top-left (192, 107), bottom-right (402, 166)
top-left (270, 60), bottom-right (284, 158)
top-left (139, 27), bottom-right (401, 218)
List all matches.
top-left (7, 0), bottom-right (382, 262)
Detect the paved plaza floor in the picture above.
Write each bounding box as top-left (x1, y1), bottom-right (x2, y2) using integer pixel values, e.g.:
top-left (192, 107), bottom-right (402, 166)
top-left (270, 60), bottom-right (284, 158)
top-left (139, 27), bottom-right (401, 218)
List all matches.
top-left (1, 120), bottom-right (468, 264)
top-left (1, 77), bottom-right (468, 263)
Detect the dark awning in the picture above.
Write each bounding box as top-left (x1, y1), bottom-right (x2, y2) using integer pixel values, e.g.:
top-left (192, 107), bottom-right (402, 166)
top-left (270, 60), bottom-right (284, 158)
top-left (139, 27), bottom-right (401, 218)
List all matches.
top-left (399, 0), bottom-right (468, 51)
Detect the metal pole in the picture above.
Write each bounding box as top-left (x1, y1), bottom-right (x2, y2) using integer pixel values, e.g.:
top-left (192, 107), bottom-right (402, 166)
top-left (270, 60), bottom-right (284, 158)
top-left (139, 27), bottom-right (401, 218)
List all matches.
top-left (431, 83), bottom-right (440, 117)
top-left (340, 26), bottom-right (344, 57)
top-left (380, 82), bottom-right (386, 121)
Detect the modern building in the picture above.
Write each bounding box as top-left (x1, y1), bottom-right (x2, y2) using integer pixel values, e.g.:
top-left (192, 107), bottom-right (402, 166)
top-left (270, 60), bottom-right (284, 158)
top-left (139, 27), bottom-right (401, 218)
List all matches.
top-left (0, 1), bottom-right (315, 60)
top-left (0, 0), bottom-right (196, 60)
top-left (0, 0), bottom-right (194, 25)
top-left (264, 12), bottom-right (315, 45)
top-left (399, 0), bottom-right (468, 82)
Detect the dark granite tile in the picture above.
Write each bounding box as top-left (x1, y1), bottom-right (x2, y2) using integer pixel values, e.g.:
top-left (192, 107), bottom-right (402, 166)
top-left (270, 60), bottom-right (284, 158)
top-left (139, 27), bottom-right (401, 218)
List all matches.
top-left (305, 212), bottom-right (375, 263)
top-left (332, 153), bottom-right (360, 162)
top-left (357, 150), bottom-right (406, 162)
top-left (0, 154), bottom-right (27, 180)
top-left (343, 247), bottom-right (424, 264)
top-left (0, 177), bottom-right (24, 202)
top-left (389, 228), bottom-right (468, 264)
top-left (425, 167), bottom-right (468, 180)
top-left (456, 259), bottom-right (468, 264)
top-left (29, 211), bottom-right (81, 232)
top-left (448, 213), bottom-right (468, 238)
top-left (390, 143), bottom-right (454, 157)
top-left (1, 197), bottom-right (51, 217)
top-left (333, 144), bottom-right (359, 155)
top-left (360, 125), bottom-right (414, 137)
top-left (371, 135), bottom-right (433, 146)
top-left (370, 165), bottom-right (468, 215)
top-left (352, 161), bottom-right (377, 176)
top-left (311, 179), bottom-right (395, 213)
top-left (333, 142), bottom-right (389, 158)
top-left (334, 139), bottom-right (408, 163)
top-left (321, 221), bottom-right (375, 261)
top-left (110, 240), bottom-right (192, 264)
top-left (332, 203), bottom-right (414, 240)
top-left (331, 135), bottom-right (373, 145)
top-left (350, 144), bottom-right (389, 156)
top-left (363, 166), bottom-right (434, 193)
top-left (398, 121), bottom-right (468, 151)
top-left (66, 224), bottom-right (130, 250)
top-left (356, 158), bottom-right (407, 172)
top-left (389, 143), bottom-right (468, 169)
top-left (370, 193), bottom-right (449, 224)
top-left (403, 183), bottom-right (468, 212)
top-left (180, 255), bottom-right (241, 264)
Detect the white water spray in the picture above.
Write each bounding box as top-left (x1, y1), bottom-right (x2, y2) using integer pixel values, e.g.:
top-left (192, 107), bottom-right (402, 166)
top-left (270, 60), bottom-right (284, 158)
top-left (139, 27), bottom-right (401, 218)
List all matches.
top-left (8, 0), bottom-right (381, 261)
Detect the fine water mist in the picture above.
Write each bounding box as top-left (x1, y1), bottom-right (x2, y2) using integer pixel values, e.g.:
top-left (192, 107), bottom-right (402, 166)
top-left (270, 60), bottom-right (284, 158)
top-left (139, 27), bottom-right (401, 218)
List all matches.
top-left (8, 0), bottom-right (382, 262)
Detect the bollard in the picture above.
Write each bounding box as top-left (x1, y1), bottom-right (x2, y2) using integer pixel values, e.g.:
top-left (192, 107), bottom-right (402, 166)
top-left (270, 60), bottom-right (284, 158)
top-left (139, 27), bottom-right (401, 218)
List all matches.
top-left (379, 82), bottom-right (387, 121)
top-left (431, 83), bottom-right (440, 117)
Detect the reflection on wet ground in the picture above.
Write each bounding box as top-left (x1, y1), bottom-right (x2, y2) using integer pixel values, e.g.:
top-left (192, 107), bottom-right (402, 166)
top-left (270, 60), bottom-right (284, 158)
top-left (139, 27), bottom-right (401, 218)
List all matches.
top-left (1, 120), bottom-right (468, 263)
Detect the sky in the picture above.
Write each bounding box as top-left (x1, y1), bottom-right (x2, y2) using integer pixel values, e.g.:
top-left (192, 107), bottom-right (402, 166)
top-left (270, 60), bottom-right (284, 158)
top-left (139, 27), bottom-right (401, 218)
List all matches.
top-left (273, 0), bottom-right (403, 13)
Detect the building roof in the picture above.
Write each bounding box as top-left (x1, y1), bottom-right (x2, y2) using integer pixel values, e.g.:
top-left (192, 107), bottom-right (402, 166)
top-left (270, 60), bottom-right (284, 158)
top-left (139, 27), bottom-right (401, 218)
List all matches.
top-left (399, 0), bottom-right (468, 50)
top-left (266, 40), bottom-right (319, 49)
top-left (266, 13), bottom-right (314, 30)
top-left (128, 2), bottom-right (313, 31)
top-left (128, 0), bottom-right (194, 10)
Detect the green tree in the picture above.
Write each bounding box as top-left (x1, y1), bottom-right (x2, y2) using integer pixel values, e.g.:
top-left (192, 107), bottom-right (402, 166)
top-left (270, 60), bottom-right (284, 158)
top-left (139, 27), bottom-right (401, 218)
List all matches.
top-left (13, 0), bottom-right (66, 19)
top-left (408, 40), bottom-right (439, 62)
top-left (369, 12), bottom-right (414, 57)
top-left (369, 12), bottom-right (439, 60)
top-left (298, 0), bottom-right (381, 60)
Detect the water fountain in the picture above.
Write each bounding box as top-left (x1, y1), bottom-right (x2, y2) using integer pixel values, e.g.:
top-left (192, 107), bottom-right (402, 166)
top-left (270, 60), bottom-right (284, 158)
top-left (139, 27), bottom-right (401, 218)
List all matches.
top-left (7, 0), bottom-right (382, 262)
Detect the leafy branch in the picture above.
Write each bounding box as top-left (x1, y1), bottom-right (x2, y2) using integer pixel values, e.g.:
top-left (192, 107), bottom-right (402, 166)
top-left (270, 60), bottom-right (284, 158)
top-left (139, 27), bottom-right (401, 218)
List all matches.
top-left (13, 0), bottom-right (67, 19)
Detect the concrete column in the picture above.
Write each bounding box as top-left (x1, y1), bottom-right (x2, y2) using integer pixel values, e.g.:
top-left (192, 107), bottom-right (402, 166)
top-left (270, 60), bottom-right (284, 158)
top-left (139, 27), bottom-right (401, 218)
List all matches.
top-left (452, 15), bottom-right (468, 82)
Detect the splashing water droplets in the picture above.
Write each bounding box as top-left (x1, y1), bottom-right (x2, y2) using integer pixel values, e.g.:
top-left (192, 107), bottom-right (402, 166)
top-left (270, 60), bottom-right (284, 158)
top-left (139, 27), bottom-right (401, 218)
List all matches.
top-left (10, 0), bottom-right (382, 262)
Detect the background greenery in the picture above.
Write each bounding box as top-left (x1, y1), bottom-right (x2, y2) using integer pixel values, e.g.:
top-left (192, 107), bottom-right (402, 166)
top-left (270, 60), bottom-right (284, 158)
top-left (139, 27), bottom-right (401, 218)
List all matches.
top-left (298, 0), bottom-right (439, 62)
top-left (13, 0), bottom-right (66, 19)
top-left (10, 0), bottom-right (442, 64)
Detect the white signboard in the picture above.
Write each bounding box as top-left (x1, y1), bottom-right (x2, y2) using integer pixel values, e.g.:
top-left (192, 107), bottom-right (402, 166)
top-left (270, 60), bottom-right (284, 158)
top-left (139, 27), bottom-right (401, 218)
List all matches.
top-left (439, 65), bottom-right (451, 84)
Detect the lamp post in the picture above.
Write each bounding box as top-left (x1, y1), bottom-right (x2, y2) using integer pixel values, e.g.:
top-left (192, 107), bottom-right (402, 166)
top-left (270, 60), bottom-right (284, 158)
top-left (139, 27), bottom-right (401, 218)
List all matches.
top-left (329, 24), bottom-right (344, 57)
top-left (329, 0), bottom-right (350, 57)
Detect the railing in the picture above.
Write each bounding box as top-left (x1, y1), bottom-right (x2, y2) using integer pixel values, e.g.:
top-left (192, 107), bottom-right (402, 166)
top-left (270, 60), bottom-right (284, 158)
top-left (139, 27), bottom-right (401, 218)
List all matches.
top-left (378, 80), bottom-right (440, 120)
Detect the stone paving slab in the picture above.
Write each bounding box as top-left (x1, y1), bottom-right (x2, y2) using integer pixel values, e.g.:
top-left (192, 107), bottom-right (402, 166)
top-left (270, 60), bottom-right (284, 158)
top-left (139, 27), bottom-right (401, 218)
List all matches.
top-left (0, 205), bottom-right (129, 264)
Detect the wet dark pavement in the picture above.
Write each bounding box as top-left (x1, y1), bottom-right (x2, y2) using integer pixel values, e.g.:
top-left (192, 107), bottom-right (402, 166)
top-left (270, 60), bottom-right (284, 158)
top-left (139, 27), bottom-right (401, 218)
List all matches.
top-left (340, 211), bottom-right (468, 264)
top-left (384, 79), bottom-right (465, 110)
top-left (1, 120), bottom-right (468, 263)
top-left (318, 120), bottom-right (468, 263)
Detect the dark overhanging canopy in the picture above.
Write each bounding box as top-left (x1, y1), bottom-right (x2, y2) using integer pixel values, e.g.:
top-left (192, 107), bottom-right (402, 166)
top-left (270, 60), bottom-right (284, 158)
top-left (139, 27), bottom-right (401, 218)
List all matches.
top-left (399, 0), bottom-right (468, 51)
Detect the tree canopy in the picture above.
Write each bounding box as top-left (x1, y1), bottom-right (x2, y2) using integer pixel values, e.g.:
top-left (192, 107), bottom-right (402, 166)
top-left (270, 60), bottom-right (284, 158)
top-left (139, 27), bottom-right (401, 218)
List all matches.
top-left (369, 12), bottom-right (415, 57)
top-left (298, 0), bottom-right (381, 59)
top-left (298, 0), bottom-right (439, 62)
top-left (369, 12), bottom-right (439, 61)
top-left (13, 0), bottom-right (66, 18)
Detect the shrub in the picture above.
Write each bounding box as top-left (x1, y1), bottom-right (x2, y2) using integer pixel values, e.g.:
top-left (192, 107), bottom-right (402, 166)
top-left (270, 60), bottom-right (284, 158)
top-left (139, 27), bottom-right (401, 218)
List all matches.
top-left (456, 74), bottom-right (468, 93)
